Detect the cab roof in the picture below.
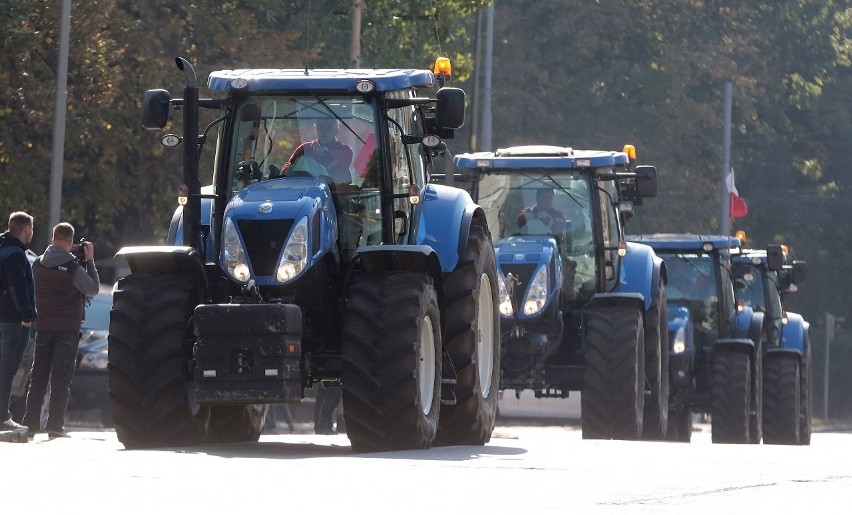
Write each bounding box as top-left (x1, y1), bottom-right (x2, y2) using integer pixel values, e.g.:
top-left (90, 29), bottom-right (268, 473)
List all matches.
top-left (626, 233), bottom-right (741, 251)
top-left (207, 68), bottom-right (436, 93)
top-left (454, 145), bottom-right (630, 170)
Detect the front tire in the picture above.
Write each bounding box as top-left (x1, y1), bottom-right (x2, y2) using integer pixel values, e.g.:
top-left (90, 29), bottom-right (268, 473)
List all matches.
top-left (762, 354), bottom-right (800, 445)
top-left (711, 350), bottom-right (751, 444)
top-left (582, 305), bottom-right (645, 440)
top-left (436, 223), bottom-right (500, 446)
top-left (799, 339), bottom-right (812, 445)
top-left (109, 273), bottom-right (208, 449)
top-left (641, 282), bottom-right (669, 439)
top-left (341, 272), bottom-right (442, 452)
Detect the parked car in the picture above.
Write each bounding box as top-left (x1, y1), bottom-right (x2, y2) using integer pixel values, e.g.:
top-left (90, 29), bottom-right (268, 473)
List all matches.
top-left (69, 285), bottom-right (113, 421)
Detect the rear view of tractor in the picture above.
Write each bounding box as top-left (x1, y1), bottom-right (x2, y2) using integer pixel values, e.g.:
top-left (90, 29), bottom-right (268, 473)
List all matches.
top-left (732, 243), bottom-right (810, 445)
top-left (450, 145), bottom-right (666, 440)
top-left (628, 234), bottom-right (765, 444)
top-left (108, 57), bottom-right (501, 452)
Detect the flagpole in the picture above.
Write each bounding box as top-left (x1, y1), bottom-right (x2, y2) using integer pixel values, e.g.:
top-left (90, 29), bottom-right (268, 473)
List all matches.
top-left (720, 82), bottom-right (732, 236)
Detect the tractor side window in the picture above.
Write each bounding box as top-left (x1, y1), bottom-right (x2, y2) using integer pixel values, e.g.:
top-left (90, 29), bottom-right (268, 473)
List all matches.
top-left (386, 92), bottom-right (415, 243)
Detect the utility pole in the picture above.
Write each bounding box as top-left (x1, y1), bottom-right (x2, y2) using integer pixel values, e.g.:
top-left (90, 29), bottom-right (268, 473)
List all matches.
top-left (349, 0), bottom-right (364, 68)
top-left (469, 8), bottom-right (483, 152)
top-left (719, 82), bottom-right (732, 237)
top-left (48, 0), bottom-right (72, 247)
top-left (824, 313), bottom-right (844, 420)
top-left (479, 2), bottom-right (494, 151)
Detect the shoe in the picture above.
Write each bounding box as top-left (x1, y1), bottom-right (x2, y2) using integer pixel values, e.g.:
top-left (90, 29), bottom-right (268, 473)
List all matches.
top-left (47, 429), bottom-right (71, 439)
top-left (0, 418), bottom-right (27, 432)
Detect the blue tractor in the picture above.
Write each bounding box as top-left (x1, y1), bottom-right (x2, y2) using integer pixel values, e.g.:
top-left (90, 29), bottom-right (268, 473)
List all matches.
top-left (108, 57), bottom-right (501, 452)
top-left (450, 145), bottom-right (667, 440)
top-left (627, 234), bottom-right (765, 444)
top-left (731, 243), bottom-right (810, 445)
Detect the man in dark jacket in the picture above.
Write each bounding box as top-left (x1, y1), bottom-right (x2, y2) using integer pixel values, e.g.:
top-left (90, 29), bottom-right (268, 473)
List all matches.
top-left (23, 222), bottom-right (99, 438)
top-left (0, 211), bottom-right (36, 434)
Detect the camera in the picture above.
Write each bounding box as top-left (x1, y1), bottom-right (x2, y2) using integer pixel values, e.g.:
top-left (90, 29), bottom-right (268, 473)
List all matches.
top-left (71, 238), bottom-right (88, 263)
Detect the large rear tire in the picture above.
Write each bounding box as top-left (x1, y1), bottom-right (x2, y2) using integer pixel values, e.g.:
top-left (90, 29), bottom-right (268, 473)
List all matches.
top-left (641, 282), bottom-right (669, 439)
top-left (582, 305), bottom-right (645, 440)
top-left (762, 354), bottom-right (800, 445)
top-left (341, 272), bottom-right (442, 452)
top-left (711, 350), bottom-right (751, 444)
top-left (109, 273), bottom-right (208, 449)
top-left (436, 223), bottom-right (500, 446)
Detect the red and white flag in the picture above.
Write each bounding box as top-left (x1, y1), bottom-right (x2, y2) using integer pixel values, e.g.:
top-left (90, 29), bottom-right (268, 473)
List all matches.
top-left (726, 168), bottom-right (748, 218)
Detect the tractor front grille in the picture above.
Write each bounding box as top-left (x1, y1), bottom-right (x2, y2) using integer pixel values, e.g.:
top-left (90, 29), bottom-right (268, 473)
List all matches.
top-left (500, 263), bottom-right (538, 306)
top-left (237, 219), bottom-right (294, 276)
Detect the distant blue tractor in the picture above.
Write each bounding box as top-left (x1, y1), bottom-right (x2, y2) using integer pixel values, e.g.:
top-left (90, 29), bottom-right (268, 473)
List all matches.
top-left (450, 145), bottom-right (667, 440)
top-left (108, 57), bottom-right (501, 452)
top-left (731, 244), bottom-right (810, 445)
top-left (627, 234), bottom-right (765, 444)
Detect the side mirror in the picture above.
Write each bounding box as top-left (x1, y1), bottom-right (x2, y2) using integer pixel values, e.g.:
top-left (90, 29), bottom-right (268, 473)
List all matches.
top-left (766, 244), bottom-right (784, 271)
top-left (141, 89), bottom-right (171, 130)
top-left (436, 87), bottom-right (465, 129)
top-left (634, 165), bottom-right (657, 197)
top-left (792, 260), bottom-right (807, 284)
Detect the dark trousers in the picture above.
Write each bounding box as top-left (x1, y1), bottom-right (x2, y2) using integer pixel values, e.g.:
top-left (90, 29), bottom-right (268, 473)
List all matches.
top-left (23, 330), bottom-right (79, 432)
top-left (0, 323), bottom-right (30, 421)
top-left (314, 384), bottom-right (342, 434)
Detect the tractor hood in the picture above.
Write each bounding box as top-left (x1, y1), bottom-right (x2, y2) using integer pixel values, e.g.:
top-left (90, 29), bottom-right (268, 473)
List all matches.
top-left (220, 177), bottom-right (337, 286)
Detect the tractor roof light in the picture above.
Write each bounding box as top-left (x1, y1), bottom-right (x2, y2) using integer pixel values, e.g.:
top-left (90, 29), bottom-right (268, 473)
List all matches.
top-left (701, 242), bottom-right (714, 252)
top-left (623, 144), bottom-right (636, 161)
top-left (433, 57), bottom-right (452, 78)
top-left (735, 230), bottom-right (747, 244)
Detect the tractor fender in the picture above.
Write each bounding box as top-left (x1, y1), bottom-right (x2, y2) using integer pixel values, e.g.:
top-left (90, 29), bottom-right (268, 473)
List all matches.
top-left (167, 187), bottom-right (216, 258)
top-left (353, 245), bottom-right (445, 306)
top-left (734, 306), bottom-right (765, 346)
top-left (779, 312), bottom-right (809, 357)
top-left (116, 246), bottom-right (208, 293)
top-left (588, 292), bottom-right (645, 313)
top-left (714, 337), bottom-right (756, 357)
top-left (617, 241), bottom-right (659, 312)
top-left (418, 183), bottom-right (485, 272)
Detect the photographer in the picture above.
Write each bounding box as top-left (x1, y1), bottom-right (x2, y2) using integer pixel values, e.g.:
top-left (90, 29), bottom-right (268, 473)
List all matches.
top-left (22, 223), bottom-right (99, 439)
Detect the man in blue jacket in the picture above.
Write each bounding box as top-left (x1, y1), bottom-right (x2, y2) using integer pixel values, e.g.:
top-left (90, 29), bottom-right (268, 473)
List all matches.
top-left (0, 212), bottom-right (36, 434)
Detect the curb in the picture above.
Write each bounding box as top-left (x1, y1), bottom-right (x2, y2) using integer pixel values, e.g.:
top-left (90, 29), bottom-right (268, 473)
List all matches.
top-left (0, 429), bottom-right (28, 443)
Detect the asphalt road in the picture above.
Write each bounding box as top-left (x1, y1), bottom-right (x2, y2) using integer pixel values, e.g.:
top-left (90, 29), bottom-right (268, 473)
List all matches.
top-left (3, 412), bottom-right (851, 514)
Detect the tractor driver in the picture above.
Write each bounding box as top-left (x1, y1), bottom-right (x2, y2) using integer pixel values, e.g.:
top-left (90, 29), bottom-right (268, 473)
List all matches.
top-left (281, 118), bottom-right (354, 184)
top-left (517, 188), bottom-right (567, 234)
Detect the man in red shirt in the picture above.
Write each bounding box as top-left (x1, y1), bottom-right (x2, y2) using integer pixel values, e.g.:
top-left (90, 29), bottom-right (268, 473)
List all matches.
top-left (282, 118), bottom-right (354, 184)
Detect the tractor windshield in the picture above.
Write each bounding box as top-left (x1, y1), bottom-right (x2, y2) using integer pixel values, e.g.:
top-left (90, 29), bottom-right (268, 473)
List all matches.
top-left (736, 265), bottom-right (782, 317)
top-left (476, 169), bottom-right (593, 249)
top-left (661, 252), bottom-right (719, 343)
top-left (226, 95), bottom-right (379, 196)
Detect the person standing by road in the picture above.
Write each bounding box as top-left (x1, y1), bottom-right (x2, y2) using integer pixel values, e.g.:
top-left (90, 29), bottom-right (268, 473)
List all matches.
top-left (22, 222), bottom-right (99, 438)
top-left (0, 212), bottom-right (36, 434)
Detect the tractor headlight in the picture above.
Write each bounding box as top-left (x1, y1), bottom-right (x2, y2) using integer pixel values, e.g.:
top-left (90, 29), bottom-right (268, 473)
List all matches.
top-left (276, 216), bottom-right (309, 283)
top-left (672, 327), bottom-right (686, 354)
top-left (223, 217), bottom-right (251, 283)
top-left (498, 273), bottom-right (513, 316)
top-left (523, 266), bottom-right (548, 316)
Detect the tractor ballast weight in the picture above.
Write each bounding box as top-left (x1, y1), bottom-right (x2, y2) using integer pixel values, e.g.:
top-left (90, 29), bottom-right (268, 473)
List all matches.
top-left (450, 145), bottom-right (667, 441)
top-left (731, 243), bottom-right (811, 445)
top-left (627, 234), bottom-right (766, 444)
top-left (109, 58), bottom-right (502, 452)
